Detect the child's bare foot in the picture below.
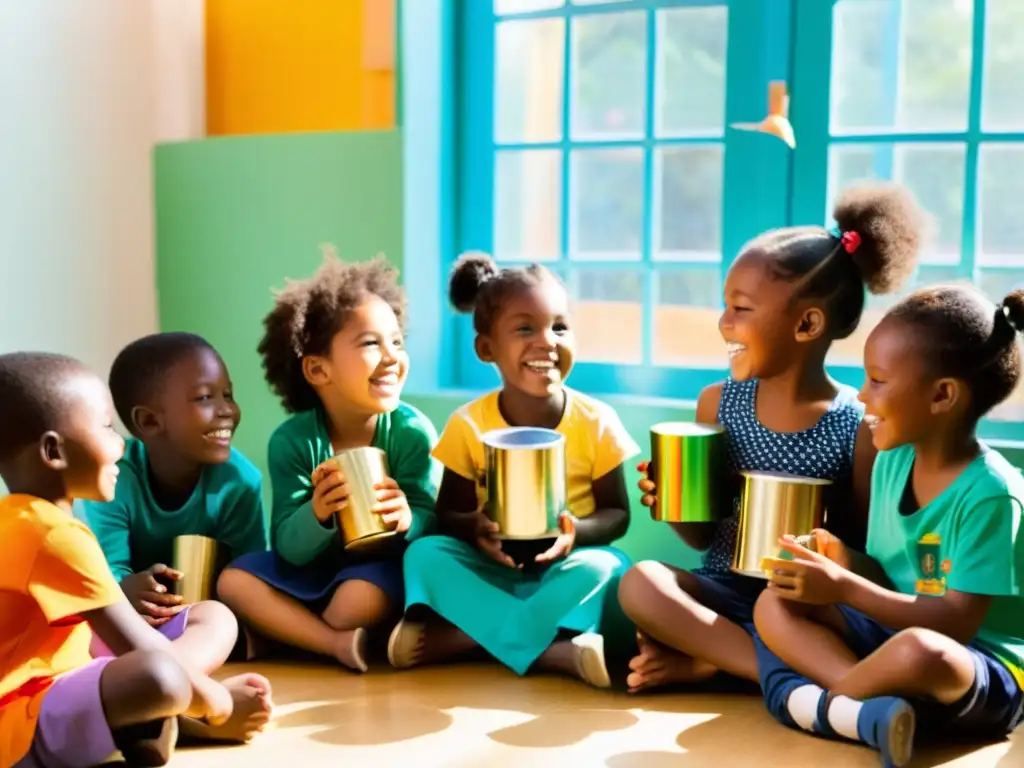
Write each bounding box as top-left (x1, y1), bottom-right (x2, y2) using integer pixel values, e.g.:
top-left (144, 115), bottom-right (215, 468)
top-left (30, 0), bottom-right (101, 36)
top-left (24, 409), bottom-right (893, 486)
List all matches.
top-left (626, 632), bottom-right (717, 693)
top-left (179, 674), bottom-right (273, 744)
top-left (387, 617), bottom-right (477, 669)
top-left (334, 627), bottom-right (368, 672)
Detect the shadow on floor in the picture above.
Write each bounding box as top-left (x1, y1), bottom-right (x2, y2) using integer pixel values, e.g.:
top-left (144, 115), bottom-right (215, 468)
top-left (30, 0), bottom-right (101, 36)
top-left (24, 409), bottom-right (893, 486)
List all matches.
top-left (274, 699), bottom-right (455, 745)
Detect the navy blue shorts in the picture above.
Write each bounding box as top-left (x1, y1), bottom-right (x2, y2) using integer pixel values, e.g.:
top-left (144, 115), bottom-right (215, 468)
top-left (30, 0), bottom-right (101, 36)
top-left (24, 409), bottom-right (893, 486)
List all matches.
top-left (228, 549), bottom-right (405, 611)
top-left (837, 605), bottom-right (1024, 738)
top-left (690, 568), bottom-right (766, 632)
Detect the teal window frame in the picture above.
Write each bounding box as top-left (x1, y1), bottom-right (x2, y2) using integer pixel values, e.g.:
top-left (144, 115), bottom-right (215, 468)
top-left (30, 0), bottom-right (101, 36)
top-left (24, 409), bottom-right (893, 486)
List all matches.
top-left (403, 0), bottom-right (1024, 442)
top-left (790, 0), bottom-right (1024, 441)
top-left (452, 0), bottom-right (797, 399)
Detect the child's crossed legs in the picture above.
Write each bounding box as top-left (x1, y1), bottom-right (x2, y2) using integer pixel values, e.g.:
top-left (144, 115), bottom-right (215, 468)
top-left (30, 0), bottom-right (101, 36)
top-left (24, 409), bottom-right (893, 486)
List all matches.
top-left (617, 560), bottom-right (764, 692)
top-left (91, 601), bottom-right (272, 745)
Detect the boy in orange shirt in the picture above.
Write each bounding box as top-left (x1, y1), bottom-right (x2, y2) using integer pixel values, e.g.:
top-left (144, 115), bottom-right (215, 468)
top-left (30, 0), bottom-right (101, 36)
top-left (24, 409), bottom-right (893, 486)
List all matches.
top-left (0, 352), bottom-right (270, 767)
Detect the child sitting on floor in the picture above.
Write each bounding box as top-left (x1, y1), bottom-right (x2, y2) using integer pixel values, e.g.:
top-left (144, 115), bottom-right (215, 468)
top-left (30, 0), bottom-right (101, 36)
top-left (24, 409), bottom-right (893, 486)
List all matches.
top-left (79, 333), bottom-right (266, 671)
top-left (617, 181), bottom-right (925, 693)
top-left (217, 250), bottom-right (440, 672)
top-left (387, 252), bottom-right (638, 687)
top-left (0, 352), bottom-right (271, 768)
top-left (755, 285), bottom-right (1024, 767)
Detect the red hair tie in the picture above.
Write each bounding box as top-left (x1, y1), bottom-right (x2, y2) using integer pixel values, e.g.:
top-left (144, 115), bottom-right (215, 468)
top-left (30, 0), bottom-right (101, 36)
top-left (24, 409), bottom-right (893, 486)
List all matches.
top-left (840, 231), bottom-right (862, 254)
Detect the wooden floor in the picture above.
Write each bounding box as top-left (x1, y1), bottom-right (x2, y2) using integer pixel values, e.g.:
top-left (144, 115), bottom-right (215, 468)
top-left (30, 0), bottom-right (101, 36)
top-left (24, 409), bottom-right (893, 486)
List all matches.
top-left (164, 662), bottom-right (1022, 767)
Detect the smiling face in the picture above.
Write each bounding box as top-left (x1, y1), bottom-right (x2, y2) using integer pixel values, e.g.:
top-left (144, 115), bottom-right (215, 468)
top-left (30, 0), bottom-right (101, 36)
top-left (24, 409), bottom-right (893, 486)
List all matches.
top-left (858, 318), bottom-right (958, 451)
top-left (305, 293), bottom-right (408, 416)
top-left (719, 251), bottom-right (819, 381)
top-left (477, 278), bottom-right (575, 399)
top-left (58, 372), bottom-right (126, 502)
top-left (142, 346), bottom-right (241, 465)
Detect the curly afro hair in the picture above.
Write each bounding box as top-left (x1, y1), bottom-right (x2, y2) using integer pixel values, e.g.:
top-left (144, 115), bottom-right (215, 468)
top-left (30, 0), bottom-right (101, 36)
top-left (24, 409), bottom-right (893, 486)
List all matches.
top-left (108, 332), bottom-right (217, 436)
top-left (0, 352), bottom-right (93, 462)
top-left (448, 251), bottom-right (563, 335)
top-left (884, 284), bottom-right (1024, 420)
top-left (742, 180), bottom-right (928, 340)
top-left (259, 247), bottom-right (406, 413)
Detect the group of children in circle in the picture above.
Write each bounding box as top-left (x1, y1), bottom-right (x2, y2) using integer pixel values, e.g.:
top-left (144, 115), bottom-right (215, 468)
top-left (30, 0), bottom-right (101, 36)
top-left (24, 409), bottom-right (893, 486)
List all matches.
top-left (2, 179), bottom-right (1023, 768)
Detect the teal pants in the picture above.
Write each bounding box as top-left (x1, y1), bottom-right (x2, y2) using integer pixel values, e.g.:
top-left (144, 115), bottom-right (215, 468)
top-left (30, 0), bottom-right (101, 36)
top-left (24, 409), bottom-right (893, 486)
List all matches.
top-left (403, 535), bottom-right (631, 675)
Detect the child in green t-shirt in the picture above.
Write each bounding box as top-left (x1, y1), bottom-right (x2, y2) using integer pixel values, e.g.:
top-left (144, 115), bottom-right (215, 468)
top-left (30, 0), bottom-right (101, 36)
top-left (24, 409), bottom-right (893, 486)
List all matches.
top-left (754, 285), bottom-right (1024, 767)
top-left (217, 252), bottom-right (440, 672)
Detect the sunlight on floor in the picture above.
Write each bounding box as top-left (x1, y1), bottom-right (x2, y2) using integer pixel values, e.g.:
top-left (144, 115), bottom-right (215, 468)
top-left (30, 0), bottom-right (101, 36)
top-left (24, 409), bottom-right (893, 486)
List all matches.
top-left (162, 662), bottom-right (1021, 768)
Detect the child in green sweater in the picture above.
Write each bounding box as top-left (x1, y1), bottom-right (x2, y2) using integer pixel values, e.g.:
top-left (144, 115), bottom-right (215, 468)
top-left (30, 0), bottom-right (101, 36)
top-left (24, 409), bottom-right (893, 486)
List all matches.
top-left (217, 252), bottom-right (440, 672)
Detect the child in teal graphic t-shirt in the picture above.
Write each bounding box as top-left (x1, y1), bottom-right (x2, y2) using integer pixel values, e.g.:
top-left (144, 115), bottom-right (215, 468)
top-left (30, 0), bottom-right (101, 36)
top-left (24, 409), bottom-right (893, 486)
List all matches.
top-left (755, 284), bottom-right (1024, 767)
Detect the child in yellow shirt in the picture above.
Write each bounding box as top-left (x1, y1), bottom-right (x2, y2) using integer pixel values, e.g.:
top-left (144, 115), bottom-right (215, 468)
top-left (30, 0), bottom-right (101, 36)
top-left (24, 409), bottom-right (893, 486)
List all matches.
top-left (388, 254), bottom-right (638, 686)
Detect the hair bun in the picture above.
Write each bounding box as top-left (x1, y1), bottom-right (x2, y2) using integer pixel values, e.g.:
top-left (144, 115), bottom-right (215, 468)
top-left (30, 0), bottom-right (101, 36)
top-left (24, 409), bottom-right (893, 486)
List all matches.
top-left (832, 181), bottom-right (927, 296)
top-left (1001, 289), bottom-right (1024, 334)
top-left (449, 251), bottom-right (500, 313)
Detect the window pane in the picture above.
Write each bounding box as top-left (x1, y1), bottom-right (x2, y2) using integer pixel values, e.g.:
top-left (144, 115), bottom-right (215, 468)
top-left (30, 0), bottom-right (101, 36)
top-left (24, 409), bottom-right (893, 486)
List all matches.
top-left (831, 0), bottom-right (972, 134)
top-left (494, 150), bottom-right (562, 262)
top-left (654, 146), bottom-right (723, 261)
top-left (571, 11), bottom-right (646, 139)
top-left (979, 145), bottom-right (1024, 267)
top-left (495, 20), bottom-right (564, 144)
top-left (495, 0), bottom-right (563, 13)
top-left (570, 148), bottom-right (643, 260)
top-left (979, 268), bottom-right (1024, 422)
top-left (654, 268), bottom-right (724, 366)
top-left (655, 6), bottom-right (728, 137)
top-left (983, 0), bottom-right (1024, 131)
top-left (828, 266), bottom-right (962, 367)
top-left (569, 269), bottom-right (642, 364)
top-left (826, 143), bottom-right (965, 264)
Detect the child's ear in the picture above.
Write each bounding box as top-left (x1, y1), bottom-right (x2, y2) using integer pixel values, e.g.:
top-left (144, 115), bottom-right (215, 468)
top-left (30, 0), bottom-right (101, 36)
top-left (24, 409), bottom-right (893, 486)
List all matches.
top-left (38, 431), bottom-right (68, 470)
top-left (302, 355), bottom-right (331, 386)
top-left (474, 335), bottom-right (494, 364)
top-left (130, 405), bottom-right (162, 438)
top-left (931, 378), bottom-right (963, 415)
top-left (794, 307), bottom-right (827, 343)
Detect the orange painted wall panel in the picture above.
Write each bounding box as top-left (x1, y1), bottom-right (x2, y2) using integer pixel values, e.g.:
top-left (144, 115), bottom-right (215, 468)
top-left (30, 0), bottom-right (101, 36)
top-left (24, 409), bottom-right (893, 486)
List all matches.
top-left (205, 0), bottom-right (394, 136)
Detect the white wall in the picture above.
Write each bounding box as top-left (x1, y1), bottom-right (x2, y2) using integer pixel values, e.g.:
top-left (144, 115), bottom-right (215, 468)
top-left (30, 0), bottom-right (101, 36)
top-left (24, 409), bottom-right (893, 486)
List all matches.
top-left (0, 0), bottom-right (205, 377)
top-left (0, 0), bottom-right (204, 493)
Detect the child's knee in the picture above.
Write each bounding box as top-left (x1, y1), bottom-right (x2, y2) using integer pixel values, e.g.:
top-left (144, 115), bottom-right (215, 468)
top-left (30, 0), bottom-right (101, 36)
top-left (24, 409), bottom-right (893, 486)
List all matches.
top-left (120, 650), bottom-right (192, 713)
top-left (617, 560), bottom-right (669, 609)
top-left (216, 566), bottom-right (253, 604)
top-left (886, 628), bottom-right (959, 678)
top-left (566, 548), bottom-right (625, 584)
top-left (404, 534), bottom-right (467, 573)
top-left (188, 599), bottom-right (239, 637)
top-left (752, 589), bottom-right (790, 634)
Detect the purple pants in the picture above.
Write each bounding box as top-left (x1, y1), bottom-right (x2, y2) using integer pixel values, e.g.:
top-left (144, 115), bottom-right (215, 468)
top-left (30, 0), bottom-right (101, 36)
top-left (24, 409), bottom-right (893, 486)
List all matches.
top-left (15, 609), bottom-right (190, 768)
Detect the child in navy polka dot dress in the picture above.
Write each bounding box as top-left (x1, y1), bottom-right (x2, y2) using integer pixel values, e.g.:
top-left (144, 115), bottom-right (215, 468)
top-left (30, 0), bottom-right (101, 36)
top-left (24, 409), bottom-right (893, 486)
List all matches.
top-left (617, 181), bottom-right (928, 694)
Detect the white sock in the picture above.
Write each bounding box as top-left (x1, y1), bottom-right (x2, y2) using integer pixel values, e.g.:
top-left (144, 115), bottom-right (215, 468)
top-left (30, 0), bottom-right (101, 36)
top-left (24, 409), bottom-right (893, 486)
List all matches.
top-left (786, 684), bottom-right (823, 731)
top-left (826, 695), bottom-right (863, 741)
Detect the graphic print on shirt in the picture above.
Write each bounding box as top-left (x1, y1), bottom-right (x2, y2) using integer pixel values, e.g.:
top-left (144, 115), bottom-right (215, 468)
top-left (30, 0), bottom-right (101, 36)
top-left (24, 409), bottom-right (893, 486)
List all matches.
top-left (914, 533), bottom-right (947, 597)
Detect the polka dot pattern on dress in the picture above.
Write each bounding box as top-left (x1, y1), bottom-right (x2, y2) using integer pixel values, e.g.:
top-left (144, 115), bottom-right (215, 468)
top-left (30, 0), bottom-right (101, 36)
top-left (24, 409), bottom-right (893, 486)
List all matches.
top-left (695, 377), bottom-right (864, 575)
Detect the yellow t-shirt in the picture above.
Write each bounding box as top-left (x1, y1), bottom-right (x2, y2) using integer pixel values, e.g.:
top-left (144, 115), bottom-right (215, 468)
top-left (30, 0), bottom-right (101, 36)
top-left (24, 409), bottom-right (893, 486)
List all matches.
top-left (0, 495), bottom-right (124, 766)
top-left (432, 389), bottom-right (640, 518)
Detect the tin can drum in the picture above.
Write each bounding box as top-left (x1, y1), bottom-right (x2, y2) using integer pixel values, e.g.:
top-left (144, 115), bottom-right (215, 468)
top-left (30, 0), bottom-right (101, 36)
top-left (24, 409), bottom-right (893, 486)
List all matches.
top-left (172, 535), bottom-right (222, 604)
top-left (330, 447), bottom-right (396, 552)
top-left (731, 471), bottom-right (830, 579)
top-left (482, 427), bottom-right (567, 540)
top-left (649, 422), bottom-right (728, 523)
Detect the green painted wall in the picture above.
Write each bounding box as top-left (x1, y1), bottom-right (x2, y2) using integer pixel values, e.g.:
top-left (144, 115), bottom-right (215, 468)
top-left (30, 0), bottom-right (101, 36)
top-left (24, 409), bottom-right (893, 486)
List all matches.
top-left (154, 131), bottom-right (404, 487)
